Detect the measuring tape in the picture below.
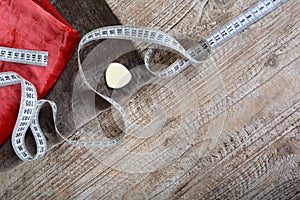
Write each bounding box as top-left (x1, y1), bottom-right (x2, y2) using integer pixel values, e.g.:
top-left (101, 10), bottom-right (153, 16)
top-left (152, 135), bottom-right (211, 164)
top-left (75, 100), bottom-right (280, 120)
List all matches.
top-left (0, 46), bottom-right (48, 67)
top-left (0, 0), bottom-right (287, 161)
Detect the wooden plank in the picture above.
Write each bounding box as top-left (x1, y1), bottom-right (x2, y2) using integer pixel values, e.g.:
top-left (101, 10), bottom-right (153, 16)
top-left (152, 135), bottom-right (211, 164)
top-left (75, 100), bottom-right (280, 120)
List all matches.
top-left (0, 0), bottom-right (299, 199)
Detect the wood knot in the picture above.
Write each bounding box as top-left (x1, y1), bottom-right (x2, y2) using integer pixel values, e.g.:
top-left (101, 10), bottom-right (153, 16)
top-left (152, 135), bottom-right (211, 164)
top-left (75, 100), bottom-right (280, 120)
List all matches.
top-left (265, 56), bottom-right (278, 68)
top-left (275, 137), bottom-right (299, 157)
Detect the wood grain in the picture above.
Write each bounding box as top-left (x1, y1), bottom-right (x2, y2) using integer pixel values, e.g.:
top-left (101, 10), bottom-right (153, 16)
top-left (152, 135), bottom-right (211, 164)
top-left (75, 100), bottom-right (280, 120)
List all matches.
top-left (0, 0), bottom-right (299, 199)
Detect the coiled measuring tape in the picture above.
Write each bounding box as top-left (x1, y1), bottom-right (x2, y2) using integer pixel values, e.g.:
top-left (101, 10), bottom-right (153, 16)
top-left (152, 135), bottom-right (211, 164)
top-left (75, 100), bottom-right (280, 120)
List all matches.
top-left (0, 0), bottom-right (287, 161)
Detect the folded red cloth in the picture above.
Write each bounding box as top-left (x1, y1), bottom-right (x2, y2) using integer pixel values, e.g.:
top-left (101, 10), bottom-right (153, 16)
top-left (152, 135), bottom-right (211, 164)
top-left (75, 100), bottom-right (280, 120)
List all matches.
top-left (0, 0), bottom-right (79, 145)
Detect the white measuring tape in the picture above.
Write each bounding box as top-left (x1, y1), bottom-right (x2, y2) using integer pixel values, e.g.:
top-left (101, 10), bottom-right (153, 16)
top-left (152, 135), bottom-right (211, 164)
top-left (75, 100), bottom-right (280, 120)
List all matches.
top-left (0, 0), bottom-right (286, 161)
top-left (0, 46), bottom-right (48, 67)
top-left (206, 0), bottom-right (286, 49)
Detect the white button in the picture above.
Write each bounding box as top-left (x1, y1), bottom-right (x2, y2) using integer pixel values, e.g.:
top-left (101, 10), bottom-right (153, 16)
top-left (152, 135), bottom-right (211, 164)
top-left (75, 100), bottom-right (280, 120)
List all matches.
top-left (105, 62), bottom-right (132, 89)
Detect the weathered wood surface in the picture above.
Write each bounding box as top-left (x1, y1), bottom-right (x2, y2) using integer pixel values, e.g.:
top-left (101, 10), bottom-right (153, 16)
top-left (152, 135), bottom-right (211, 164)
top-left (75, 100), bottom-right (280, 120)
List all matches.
top-left (0, 0), bottom-right (299, 199)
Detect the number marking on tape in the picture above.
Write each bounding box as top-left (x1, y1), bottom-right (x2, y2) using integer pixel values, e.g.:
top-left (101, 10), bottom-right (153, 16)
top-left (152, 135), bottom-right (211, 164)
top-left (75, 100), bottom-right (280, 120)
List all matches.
top-left (0, 46), bottom-right (48, 67)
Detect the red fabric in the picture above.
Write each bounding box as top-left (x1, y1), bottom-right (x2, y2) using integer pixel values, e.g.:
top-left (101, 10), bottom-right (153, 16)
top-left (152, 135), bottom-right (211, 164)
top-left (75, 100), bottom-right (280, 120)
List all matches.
top-left (0, 0), bottom-right (79, 145)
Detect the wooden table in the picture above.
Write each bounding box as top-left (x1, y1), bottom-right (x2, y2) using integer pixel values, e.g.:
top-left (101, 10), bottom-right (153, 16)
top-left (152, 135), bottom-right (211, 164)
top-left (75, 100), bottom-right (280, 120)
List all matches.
top-left (0, 0), bottom-right (299, 199)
